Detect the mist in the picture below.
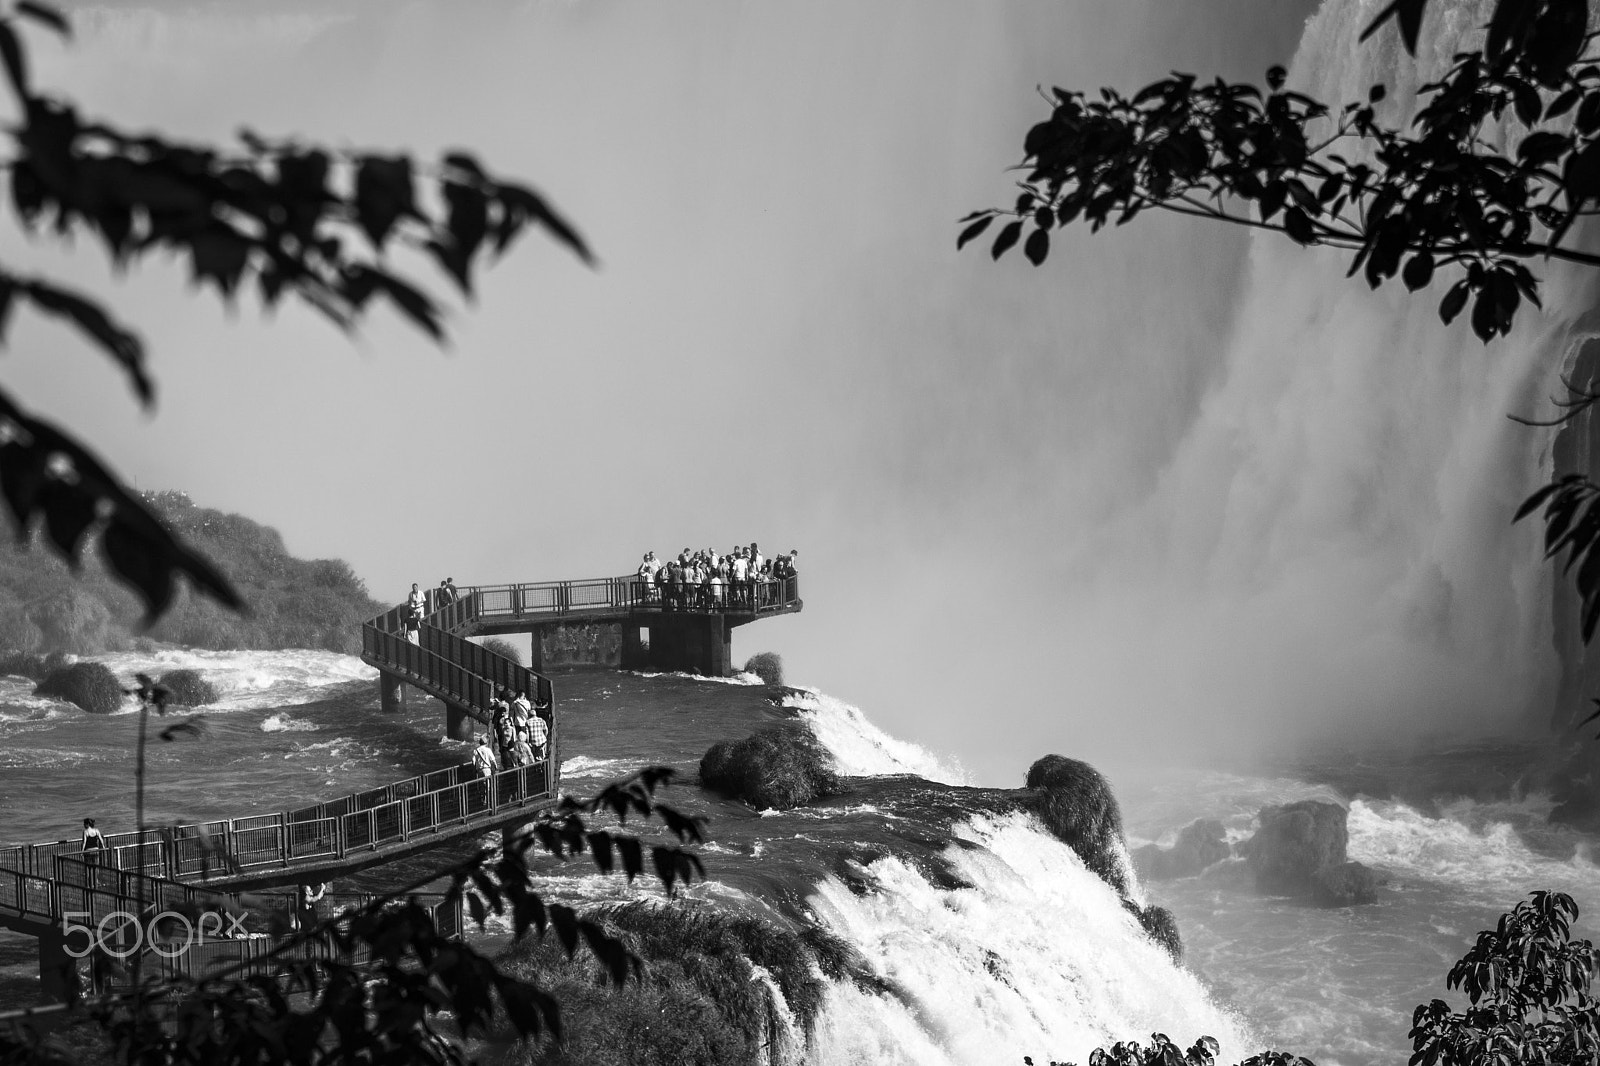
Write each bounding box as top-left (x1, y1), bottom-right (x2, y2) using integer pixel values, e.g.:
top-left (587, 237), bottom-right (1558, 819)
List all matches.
top-left (12, 1), bottom-right (1577, 787)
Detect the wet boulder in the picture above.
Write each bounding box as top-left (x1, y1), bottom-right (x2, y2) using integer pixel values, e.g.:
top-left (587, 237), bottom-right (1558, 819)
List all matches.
top-left (1244, 800), bottom-right (1349, 897)
top-left (34, 661), bottom-right (125, 714)
top-left (1022, 755), bottom-right (1131, 896)
top-left (699, 726), bottom-right (842, 810)
top-left (1133, 818), bottom-right (1231, 881)
top-left (1310, 861), bottom-right (1380, 906)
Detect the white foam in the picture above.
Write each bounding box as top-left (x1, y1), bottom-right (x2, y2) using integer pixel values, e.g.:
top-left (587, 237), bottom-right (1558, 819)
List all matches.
top-left (782, 688), bottom-right (970, 785)
top-left (560, 755), bottom-right (646, 780)
top-left (1347, 798), bottom-right (1600, 901)
top-left (631, 670), bottom-right (766, 686)
top-left (260, 713), bottom-right (319, 733)
top-left (807, 810), bottom-right (1251, 1065)
top-left (92, 647), bottom-right (376, 711)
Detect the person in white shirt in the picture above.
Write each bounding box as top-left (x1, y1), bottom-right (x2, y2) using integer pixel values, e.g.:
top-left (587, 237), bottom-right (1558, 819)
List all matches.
top-left (472, 735), bottom-right (499, 778)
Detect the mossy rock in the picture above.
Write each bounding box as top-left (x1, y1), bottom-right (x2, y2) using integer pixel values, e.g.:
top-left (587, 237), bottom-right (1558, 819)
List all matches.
top-left (1022, 754), bottom-right (1130, 895)
top-left (0, 649), bottom-right (68, 682)
top-left (742, 651), bottom-right (783, 686)
top-left (158, 668), bottom-right (219, 707)
top-left (699, 727), bottom-right (840, 809)
top-left (1124, 900), bottom-right (1183, 961)
top-left (34, 662), bottom-right (126, 714)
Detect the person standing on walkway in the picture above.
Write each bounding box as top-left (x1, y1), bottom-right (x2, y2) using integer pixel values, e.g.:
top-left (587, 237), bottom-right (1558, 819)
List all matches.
top-left (527, 711), bottom-right (549, 761)
top-left (473, 735), bottom-right (499, 778)
top-left (81, 818), bottom-right (107, 866)
top-left (295, 882), bottom-right (327, 933)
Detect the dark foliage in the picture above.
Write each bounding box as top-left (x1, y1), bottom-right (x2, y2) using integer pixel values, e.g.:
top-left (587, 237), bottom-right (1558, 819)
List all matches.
top-left (1410, 890), bottom-right (1598, 1065)
top-left (699, 727), bottom-right (842, 810)
top-left (1123, 901), bottom-right (1183, 963)
top-left (493, 901), bottom-right (883, 1065)
top-left (1022, 754), bottom-right (1130, 895)
top-left (967, 1), bottom-right (1598, 344)
top-left (0, 6), bottom-right (590, 624)
top-left (1, 769), bottom-right (708, 1066)
top-left (968, 0), bottom-right (1600, 738)
top-left (742, 651), bottom-right (784, 686)
top-left (0, 648), bottom-right (66, 680)
top-left (32, 660), bottom-right (123, 713)
top-left (156, 667), bottom-right (218, 707)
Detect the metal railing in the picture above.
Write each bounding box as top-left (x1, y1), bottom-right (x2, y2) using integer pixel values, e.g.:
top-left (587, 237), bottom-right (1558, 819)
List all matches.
top-left (363, 592), bottom-right (553, 714)
top-left (464, 573), bottom-right (800, 620)
top-left (3, 760), bottom-right (553, 892)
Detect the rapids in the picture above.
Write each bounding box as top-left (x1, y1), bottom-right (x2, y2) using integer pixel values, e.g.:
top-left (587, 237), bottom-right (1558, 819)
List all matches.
top-left (1, 651), bottom-right (1595, 1066)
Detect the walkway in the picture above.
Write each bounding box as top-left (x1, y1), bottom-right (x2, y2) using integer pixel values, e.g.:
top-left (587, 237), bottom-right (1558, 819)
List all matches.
top-left (391, 574), bottom-right (802, 676)
top-left (2, 588), bottom-right (561, 1000)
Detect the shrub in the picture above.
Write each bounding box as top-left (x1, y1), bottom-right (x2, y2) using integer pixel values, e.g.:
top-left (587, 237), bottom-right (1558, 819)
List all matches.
top-left (742, 651), bottom-right (783, 686)
top-left (34, 661), bottom-right (126, 714)
top-left (1022, 754), bottom-right (1130, 896)
top-left (481, 637), bottom-right (525, 666)
top-left (493, 900), bottom-right (884, 1065)
top-left (0, 650), bottom-right (54, 681)
top-left (159, 668), bottom-right (220, 707)
top-left (699, 727), bottom-right (840, 809)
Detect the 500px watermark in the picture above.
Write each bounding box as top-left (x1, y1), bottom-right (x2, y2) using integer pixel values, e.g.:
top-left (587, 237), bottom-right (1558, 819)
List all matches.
top-left (61, 911), bottom-right (250, 958)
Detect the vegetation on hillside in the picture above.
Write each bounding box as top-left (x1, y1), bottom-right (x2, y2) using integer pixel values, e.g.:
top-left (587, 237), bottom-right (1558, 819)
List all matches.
top-left (0, 490), bottom-right (384, 656)
top-left (482, 637), bottom-right (526, 666)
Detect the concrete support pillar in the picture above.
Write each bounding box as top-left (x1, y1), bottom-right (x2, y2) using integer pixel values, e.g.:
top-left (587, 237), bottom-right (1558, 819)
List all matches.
top-left (445, 703), bottom-right (475, 742)
top-left (379, 670), bottom-right (406, 714)
top-left (528, 629), bottom-right (545, 673)
top-left (37, 928), bottom-right (74, 1004)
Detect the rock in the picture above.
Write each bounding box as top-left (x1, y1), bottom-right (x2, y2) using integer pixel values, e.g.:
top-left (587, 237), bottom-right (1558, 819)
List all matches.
top-left (1244, 800), bottom-right (1349, 897)
top-left (34, 661), bottom-right (126, 714)
top-left (1022, 755), bottom-right (1131, 895)
top-left (1124, 899), bottom-right (1183, 961)
top-left (699, 727), bottom-right (842, 809)
top-left (1310, 861), bottom-right (1380, 906)
top-left (158, 668), bottom-right (220, 707)
top-left (1133, 818), bottom-right (1231, 880)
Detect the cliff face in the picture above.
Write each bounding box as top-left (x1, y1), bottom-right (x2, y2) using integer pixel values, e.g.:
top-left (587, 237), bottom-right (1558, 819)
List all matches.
top-left (0, 490), bottom-right (383, 656)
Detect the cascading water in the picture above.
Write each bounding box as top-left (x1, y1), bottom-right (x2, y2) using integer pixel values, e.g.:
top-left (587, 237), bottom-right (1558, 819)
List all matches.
top-left (1048, 0), bottom-right (1600, 761)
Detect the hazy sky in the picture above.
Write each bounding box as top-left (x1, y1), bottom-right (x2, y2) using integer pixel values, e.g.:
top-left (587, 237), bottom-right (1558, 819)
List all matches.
top-left (22, 1), bottom-right (1557, 787)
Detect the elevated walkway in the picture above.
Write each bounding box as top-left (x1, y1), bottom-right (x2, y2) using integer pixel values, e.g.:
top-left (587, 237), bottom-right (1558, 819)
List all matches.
top-left (409, 574), bottom-right (801, 676)
top-left (2, 590), bottom-right (562, 1002)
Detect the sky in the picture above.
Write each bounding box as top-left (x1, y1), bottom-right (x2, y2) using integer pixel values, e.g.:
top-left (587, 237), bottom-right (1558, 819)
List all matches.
top-left (10, 0), bottom-right (1580, 787)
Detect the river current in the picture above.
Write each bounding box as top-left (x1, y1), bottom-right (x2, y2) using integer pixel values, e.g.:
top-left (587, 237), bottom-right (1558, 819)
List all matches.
top-left (0, 648), bottom-right (1595, 1066)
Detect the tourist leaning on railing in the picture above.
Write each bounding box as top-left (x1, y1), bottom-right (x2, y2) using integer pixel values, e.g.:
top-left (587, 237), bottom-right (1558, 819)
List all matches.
top-left (632, 544), bottom-right (798, 611)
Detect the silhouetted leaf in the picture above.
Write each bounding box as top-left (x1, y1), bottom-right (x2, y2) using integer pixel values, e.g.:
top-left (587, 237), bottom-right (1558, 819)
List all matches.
top-left (1024, 227), bottom-right (1050, 265)
top-left (0, 19), bottom-right (27, 102)
top-left (1360, 0), bottom-right (1427, 53)
top-left (957, 215), bottom-right (994, 249)
top-left (16, 3), bottom-right (69, 38)
top-left (991, 220), bottom-right (1023, 260)
top-left (20, 280), bottom-right (150, 405)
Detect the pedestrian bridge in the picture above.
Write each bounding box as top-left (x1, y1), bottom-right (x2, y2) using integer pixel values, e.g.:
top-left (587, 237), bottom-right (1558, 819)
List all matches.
top-left (0, 587), bottom-right (565, 1003)
top-left (0, 757), bottom-right (545, 1001)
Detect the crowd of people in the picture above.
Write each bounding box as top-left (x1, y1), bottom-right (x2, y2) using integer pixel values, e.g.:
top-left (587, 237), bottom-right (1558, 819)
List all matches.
top-left (634, 543), bottom-right (798, 611)
top-left (472, 685), bottom-right (550, 776)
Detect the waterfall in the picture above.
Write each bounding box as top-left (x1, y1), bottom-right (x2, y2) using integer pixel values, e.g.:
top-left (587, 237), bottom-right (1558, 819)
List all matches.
top-left (1052, 0), bottom-right (1600, 757)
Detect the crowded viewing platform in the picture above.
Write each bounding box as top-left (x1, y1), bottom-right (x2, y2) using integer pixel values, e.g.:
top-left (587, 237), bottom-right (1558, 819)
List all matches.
top-left (635, 543), bottom-right (798, 611)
